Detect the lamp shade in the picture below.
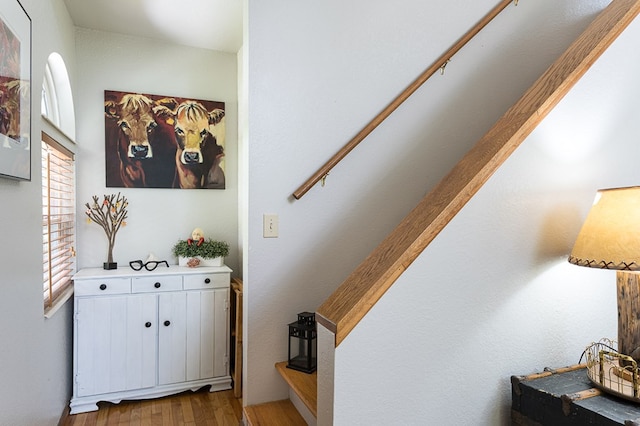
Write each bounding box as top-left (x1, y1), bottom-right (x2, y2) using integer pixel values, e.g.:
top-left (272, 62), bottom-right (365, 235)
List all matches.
top-left (569, 186), bottom-right (640, 271)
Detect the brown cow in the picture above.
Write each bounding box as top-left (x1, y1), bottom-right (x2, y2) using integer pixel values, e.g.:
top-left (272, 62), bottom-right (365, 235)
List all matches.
top-left (0, 79), bottom-right (29, 148)
top-left (155, 101), bottom-right (225, 189)
top-left (0, 79), bottom-right (30, 179)
top-left (105, 94), bottom-right (177, 188)
top-left (0, 85), bottom-right (12, 137)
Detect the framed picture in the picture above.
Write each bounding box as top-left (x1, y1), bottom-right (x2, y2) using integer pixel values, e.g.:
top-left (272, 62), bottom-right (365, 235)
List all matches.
top-left (104, 90), bottom-right (226, 189)
top-left (0, 0), bottom-right (31, 181)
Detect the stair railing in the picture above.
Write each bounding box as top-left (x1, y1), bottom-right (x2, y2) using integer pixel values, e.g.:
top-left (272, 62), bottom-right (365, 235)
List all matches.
top-left (316, 0), bottom-right (640, 347)
top-left (292, 0), bottom-right (518, 200)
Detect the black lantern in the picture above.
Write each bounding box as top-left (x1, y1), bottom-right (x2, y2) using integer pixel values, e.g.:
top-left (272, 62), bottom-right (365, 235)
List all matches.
top-left (287, 312), bottom-right (317, 374)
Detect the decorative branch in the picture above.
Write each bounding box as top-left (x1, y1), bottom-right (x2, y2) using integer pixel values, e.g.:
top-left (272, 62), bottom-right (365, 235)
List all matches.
top-left (85, 193), bottom-right (128, 264)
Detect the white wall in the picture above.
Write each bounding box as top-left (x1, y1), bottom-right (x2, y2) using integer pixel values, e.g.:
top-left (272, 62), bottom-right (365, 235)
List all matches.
top-left (0, 0), bottom-right (76, 424)
top-left (244, 0), bottom-right (629, 419)
top-left (74, 29), bottom-right (239, 273)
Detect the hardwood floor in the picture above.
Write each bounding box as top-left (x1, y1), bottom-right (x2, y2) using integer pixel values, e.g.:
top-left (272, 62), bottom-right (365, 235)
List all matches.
top-left (60, 389), bottom-right (243, 426)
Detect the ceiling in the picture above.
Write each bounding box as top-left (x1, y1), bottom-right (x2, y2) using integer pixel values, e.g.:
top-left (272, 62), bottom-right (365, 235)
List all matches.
top-left (63, 0), bottom-right (243, 53)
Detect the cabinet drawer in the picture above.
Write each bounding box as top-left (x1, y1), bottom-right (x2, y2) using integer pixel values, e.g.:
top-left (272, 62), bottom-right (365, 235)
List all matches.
top-left (132, 275), bottom-right (183, 293)
top-left (74, 278), bottom-right (131, 296)
top-left (183, 272), bottom-right (229, 290)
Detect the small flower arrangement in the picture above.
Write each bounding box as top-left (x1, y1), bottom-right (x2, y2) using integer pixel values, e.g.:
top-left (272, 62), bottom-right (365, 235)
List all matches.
top-left (85, 192), bottom-right (128, 269)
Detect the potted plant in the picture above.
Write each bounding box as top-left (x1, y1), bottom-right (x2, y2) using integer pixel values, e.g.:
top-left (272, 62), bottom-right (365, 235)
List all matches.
top-left (172, 228), bottom-right (229, 267)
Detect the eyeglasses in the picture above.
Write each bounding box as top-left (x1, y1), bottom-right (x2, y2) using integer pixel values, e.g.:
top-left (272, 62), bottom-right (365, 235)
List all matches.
top-left (129, 260), bottom-right (170, 271)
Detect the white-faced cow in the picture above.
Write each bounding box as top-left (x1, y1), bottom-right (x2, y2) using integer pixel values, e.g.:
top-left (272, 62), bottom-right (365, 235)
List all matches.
top-left (105, 94), bottom-right (177, 188)
top-left (154, 101), bottom-right (225, 189)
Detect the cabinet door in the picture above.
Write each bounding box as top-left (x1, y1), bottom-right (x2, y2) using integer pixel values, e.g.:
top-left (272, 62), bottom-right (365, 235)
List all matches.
top-left (185, 288), bottom-right (229, 381)
top-left (75, 294), bottom-right (156, 396)
top-left (158, 292), bottom-right (187, 385)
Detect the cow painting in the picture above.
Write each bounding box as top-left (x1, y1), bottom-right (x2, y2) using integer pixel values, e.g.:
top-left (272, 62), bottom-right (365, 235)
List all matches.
top-left (104, 90), bottom-right (225, 189)
top-left (0, 11), bottom-right (30, 181)
top-left (154, 100), bottom-right (226, 189)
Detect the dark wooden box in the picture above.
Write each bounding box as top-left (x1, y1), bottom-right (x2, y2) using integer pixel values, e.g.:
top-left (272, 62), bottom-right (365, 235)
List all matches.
top-left (511, 364), bottom-right (640, 426)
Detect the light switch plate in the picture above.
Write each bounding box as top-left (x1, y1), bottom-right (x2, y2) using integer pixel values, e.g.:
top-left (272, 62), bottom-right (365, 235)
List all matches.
top-left (263, 214), bottom-right (278, 238)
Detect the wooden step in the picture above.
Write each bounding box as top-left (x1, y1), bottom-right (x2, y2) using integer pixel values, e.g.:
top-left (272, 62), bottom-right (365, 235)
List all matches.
top-left (243, 362), bottom-right (317, 425)
top-left (275, 361), bottom-right (317, 418)
top-left (244, 399), bottom-right (307, 425)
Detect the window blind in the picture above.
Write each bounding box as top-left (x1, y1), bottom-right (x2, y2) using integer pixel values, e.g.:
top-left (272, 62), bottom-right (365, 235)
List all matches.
top-left (42, 132), bottom-right (75, 308)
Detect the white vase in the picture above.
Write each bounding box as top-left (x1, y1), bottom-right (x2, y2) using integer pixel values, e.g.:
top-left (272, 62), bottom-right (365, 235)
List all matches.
top-left (178, 256), bottom-right (223, 267)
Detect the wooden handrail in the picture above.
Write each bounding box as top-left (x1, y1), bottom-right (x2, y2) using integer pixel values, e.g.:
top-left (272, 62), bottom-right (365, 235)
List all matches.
top-left (316, 0), bottom-right (640, 347)
top-left (292, 0), bottom-right (517, 200)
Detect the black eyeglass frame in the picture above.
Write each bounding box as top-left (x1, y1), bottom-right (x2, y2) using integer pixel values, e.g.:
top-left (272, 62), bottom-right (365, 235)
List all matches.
top-left (129, 260), bottom-right (170, 271)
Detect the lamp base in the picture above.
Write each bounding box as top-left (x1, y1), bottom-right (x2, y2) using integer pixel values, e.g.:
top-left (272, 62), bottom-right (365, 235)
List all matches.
top-left (617, 271), bottom-right (640, 362)
top-left (103, 262), bottom-right (117, 270)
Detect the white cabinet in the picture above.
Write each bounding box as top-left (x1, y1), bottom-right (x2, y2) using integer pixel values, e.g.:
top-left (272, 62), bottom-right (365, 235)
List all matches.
top-left (70, 266), bottom-right (232, 414)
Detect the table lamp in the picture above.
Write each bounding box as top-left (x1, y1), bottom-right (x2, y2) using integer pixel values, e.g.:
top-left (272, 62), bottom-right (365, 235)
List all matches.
top-left (569, 186), bottom-right (640, 362)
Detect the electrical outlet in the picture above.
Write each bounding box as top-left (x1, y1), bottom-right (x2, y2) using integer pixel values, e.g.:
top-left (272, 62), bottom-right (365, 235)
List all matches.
top-left (263, 214), bottom-right (279, 238)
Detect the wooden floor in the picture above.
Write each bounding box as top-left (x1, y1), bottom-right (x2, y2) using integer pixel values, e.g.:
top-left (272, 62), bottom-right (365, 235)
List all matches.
top-left (60, 389), bottom-right (243, 426)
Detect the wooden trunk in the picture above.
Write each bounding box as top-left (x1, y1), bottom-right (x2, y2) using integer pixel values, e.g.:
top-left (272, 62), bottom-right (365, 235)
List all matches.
top-left (511, 364), bottom-right (640, 425)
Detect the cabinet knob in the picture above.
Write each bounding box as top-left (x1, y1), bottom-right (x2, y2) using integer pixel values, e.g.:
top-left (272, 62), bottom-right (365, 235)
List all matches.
top-left (99, 284), bottom-right (107, 290)
top-left (154, 282), bottom-right (161, 288)
top-left (204, 278), bottom-right (211, 284)
top-left (164, 320), bottom-right (171, 327)
top-left (145, 322), bottom-right (152, 328)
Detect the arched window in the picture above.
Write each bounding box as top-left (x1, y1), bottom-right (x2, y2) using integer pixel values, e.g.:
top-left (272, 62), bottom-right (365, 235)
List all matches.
top-left (41, 52), bottom-right (75, 140)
